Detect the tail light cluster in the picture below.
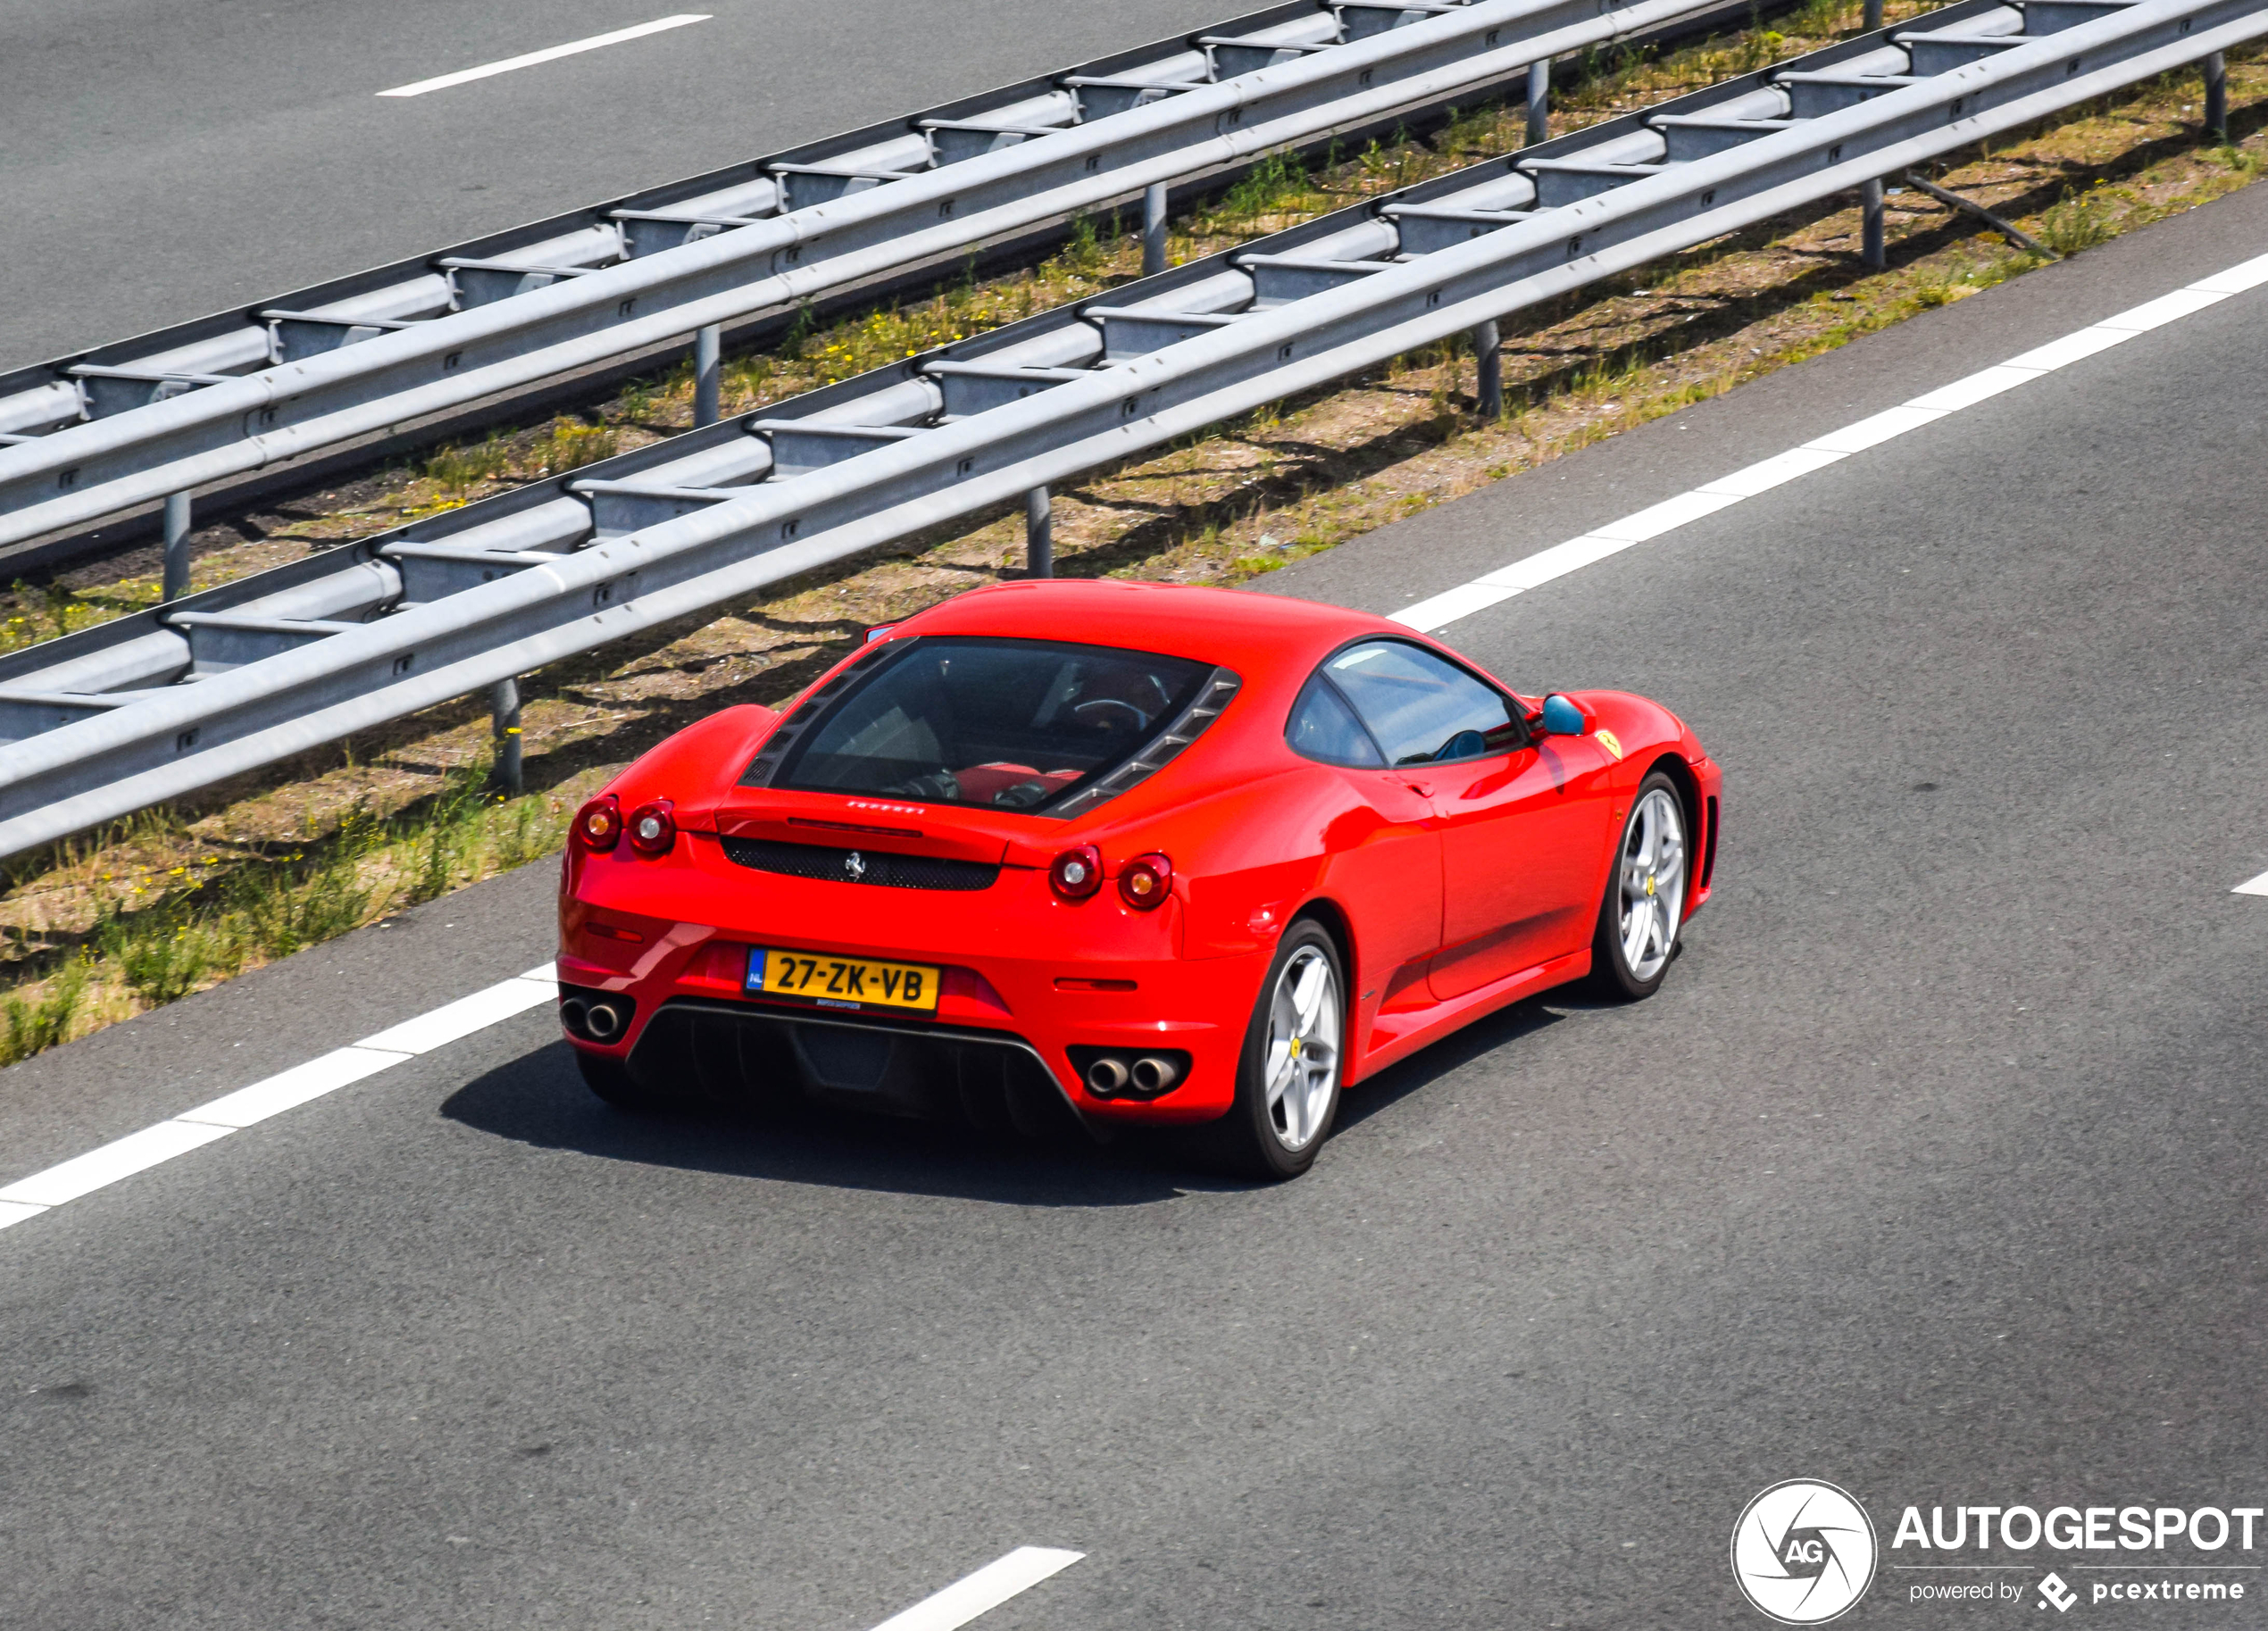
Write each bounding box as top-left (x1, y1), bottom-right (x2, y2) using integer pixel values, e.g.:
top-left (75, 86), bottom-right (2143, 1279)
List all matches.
top-left (1117, 853), bottom-right (1172, 909)
top-left (627, 799), bottom-right (677, 855)
top-left (575, 794), bottom-right (622, 852)
top-left (1049, 845), bottom-right (1102, 899)
top-left (573, 794), bottom-right (677, 857)
top-left (1047, 845), bottom-right (1172, 909)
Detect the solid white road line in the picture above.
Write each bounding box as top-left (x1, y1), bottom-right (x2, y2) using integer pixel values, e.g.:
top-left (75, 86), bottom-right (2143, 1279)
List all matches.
top-left (0, 1120), bottom-right (234, 1210)
top-left (358, 973), bottom-right (557, 1054)
top-left (868, 1548), bottom-right (1085, 1631)
top-left (176, 1046), bottom-right (409, 1131)
top-left (1389, 248), bottom-right (2268, 633)
top-left (377, 14), bottom-right (712, 98)
top-left (10, 248), bottom-right (2268, 1241)
top-left (0, 965), bottom-right (557, 1234)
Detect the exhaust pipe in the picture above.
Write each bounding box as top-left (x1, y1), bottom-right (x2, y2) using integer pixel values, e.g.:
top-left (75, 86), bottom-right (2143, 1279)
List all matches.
top-left (583, 1001), bottom-right (622, 1041)
top-left (1086, 1055), bottom-right (1130, 1096)
top-left (559, 997), bottom-right (588, 1034)
top-left (1130, 1055), bottom-right (1180, 1094)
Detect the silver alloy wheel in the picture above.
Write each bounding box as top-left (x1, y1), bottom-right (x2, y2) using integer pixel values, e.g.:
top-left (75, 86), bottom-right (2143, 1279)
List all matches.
top-left (1618, 786), bottom-right (1688, 983)
top-left (1263, 945), bottom-right (1341, 1152)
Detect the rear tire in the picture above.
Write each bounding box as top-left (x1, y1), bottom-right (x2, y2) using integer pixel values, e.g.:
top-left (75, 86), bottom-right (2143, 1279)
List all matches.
top-left (1205, 919), bottom-right (1346, 1181)
top-left (1590, 771), bottom-right (1690, 1001)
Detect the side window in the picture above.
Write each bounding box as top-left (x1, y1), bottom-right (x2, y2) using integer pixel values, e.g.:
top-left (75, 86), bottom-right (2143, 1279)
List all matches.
top-left (1322, 641), bottom-right (1524, 766)
top-left (1286, 674), bottom-right (1384, 766)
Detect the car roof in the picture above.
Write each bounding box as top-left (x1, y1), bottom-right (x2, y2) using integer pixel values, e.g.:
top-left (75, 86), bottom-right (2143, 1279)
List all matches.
top-left (893, 580), bottom-right (1397, 670)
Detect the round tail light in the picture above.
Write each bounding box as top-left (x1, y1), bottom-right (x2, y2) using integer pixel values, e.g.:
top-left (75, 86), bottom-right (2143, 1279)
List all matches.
top-left (1119, 852), bottom-right (1172, 909)
top-left (1049, 845), bottom-right (1104, 900)
top-left (626, 799), bottom-right (677, 856)
top-left (574, 795), bottom-right (622, 852)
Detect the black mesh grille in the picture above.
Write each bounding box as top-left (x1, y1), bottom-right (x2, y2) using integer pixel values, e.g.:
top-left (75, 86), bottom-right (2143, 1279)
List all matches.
top-left (721, 836), bottom-right (999, 891)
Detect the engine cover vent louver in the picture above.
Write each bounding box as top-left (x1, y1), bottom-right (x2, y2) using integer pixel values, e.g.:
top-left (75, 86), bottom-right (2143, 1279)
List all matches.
top-left (721, 836), bottom-right (999, 891)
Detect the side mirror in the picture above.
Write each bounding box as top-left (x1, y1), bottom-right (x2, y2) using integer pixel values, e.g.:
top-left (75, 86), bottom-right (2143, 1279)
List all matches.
top-left (1538, 694), bottom-right (1589, 736)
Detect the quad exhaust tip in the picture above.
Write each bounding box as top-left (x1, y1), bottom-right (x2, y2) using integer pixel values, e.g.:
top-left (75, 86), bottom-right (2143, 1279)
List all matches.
top-left (1130, 1054), bottom-right (1180, 1094)
top-left (1079, 1048), bottom-right (1190, 1100)
top-left (560, 989), bottom-right (632, 1044)
top-left (1086, 1056), bottom-right (1130, 1094)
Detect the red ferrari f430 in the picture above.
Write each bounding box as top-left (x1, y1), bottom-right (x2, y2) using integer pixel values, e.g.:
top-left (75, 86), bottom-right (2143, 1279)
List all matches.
top-left (557, 581), bottom-right (1719, 1177)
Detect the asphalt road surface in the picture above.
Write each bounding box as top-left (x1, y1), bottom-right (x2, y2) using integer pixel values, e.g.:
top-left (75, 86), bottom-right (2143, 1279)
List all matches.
top-left (2, 183), bottom-right (2264, 1627)
top-left (0, 0), bottom-right (1234, 366)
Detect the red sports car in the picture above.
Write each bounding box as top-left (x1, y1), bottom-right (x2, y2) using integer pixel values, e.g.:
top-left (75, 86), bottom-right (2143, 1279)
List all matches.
top-left (556, 580), bottom-right (1719, 1177)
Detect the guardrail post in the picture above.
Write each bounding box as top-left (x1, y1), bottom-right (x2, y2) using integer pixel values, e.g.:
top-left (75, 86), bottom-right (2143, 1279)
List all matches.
top-left (2205, 51), bottom-right (2228, 140)
top-left (490, 677), bottom-right (523, 794)
top-left (1525, 60), bottom-right (1549, 146)
top-left (1472, 320), bottom-right (1503, 420)
top-left (1864, 0), bottom-right (1883, 29)
top-left (694, 324), bottom-right (722, 427)
top-left (1861, 178), bottom-right (1886, 269)
top-left (161, 493), bottom-right (192, 602)
top-left (1142, 183), bottom-right (1169, 277)
top-left (1025, 486), bottom-right (1054, 578)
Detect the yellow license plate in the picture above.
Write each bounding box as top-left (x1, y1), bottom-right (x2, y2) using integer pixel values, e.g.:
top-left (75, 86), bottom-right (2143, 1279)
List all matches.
top-left (750, 948), bottom-right (940, 1011)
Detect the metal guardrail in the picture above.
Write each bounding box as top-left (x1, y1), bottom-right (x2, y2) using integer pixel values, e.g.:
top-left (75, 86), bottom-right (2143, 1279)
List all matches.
top-left (0, 0), bottom-right (2253, 861)
top-left (0, 0), bottom-right (1738, 558)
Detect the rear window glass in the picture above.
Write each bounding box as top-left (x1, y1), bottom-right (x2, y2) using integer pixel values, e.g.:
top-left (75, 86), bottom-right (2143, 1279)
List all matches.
top-left (774, 637), bottom-right (1215, 811)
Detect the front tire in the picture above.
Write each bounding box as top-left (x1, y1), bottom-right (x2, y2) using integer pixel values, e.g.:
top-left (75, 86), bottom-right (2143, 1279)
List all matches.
top-left (1208, 920), bottom-right (1347, 1180)
top-left (1590, 771), bottom-right (1690, 1000)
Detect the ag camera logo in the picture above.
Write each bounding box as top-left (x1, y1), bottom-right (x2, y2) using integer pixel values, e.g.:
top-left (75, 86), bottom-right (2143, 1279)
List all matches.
top-left (1732, 1480), bottom-right (1880, 1624)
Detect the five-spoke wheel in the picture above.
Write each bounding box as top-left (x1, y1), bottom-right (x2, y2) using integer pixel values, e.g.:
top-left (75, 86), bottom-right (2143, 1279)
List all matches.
top-left (1214, 920), bottom-right (1346, 1179)
top-left (1264, 943), bottom-right (1341, 1153)
top-left (1593, 772), bottom-right (1689, 998)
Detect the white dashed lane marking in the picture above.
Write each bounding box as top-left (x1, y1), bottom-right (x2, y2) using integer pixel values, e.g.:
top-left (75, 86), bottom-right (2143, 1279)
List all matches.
top-left (867, 1548), bottom-right (1085, 1631)
top-left (376, 14), bottom-right (712, 98)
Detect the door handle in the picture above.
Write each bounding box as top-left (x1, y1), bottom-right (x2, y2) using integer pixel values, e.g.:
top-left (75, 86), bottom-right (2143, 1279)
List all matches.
top-left (1399, 778), bottom-right (1432, 796)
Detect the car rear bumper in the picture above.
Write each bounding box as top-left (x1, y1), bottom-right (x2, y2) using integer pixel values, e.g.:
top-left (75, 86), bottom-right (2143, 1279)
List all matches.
top-left (558, 834), bottom-right (1263, 1125)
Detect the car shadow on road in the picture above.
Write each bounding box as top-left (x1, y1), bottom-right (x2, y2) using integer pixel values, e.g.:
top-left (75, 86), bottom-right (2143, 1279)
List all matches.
top-left (440, 1039), bottom-right (1226, 1208)
top-left (1333, 994), bottom-right (1568, 1134)
top-left (446, 988), bottom-right (1594, 1205)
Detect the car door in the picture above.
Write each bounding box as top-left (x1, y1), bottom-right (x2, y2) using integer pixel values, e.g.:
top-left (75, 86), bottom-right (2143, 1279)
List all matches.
top-left (1427, 733), bottom-right (1614, 998)
top-left (1284, 670), bottom-right (1443, 1016)
top-left (1315, 640), bottom-right (1611, 1002)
